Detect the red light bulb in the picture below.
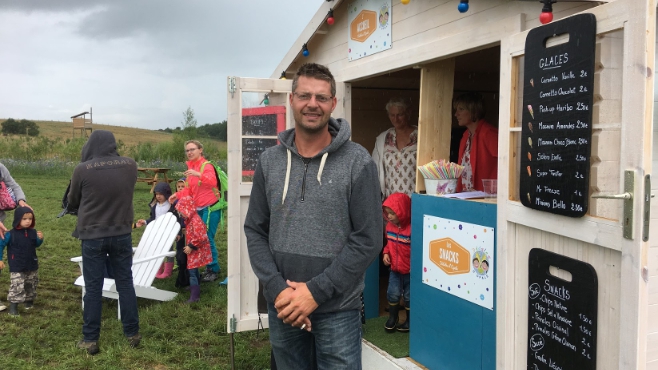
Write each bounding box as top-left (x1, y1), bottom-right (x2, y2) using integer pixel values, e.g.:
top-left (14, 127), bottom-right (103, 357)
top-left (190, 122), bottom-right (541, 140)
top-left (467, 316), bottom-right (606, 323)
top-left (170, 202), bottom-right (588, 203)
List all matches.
top-left (327, 16), bottom-right (334, 25)
top-left (539, 11), bottom-right (553, 24)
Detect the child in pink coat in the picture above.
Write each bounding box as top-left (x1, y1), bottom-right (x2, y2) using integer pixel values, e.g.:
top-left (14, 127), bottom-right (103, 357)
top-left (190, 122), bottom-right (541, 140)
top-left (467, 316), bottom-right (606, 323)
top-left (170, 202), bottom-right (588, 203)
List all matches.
top-left (175, 196), bottom-right (212, 303)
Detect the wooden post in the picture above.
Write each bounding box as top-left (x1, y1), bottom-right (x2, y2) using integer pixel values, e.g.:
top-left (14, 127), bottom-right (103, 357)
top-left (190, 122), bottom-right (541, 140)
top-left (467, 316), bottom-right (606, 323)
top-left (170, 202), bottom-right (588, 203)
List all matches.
top-left (416, 58), bottom-right (455, 193)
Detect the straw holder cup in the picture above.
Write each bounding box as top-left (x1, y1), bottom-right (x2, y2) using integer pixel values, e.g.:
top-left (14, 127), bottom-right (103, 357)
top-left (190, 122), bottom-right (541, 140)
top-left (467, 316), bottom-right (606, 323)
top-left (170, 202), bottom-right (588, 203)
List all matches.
top-left (424, 178), bottom-right (458, 195)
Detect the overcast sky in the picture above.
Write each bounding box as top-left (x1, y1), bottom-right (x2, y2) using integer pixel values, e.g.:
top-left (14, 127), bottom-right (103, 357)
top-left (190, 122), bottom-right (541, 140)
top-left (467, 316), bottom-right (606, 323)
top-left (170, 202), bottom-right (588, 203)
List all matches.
top-left (0, 0), bottom-right (323, 130)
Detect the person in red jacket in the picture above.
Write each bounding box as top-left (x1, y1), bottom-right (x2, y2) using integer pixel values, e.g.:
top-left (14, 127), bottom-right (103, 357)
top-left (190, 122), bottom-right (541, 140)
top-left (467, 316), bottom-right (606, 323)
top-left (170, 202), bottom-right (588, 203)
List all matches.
top-left (175, 196), bottom-right (212, 303)
top-left (382, 193), bottom-right (412, 333)
top-left (169, 140), bottom-right (221, 283)
top-left (454, 92), bottom-right (498, 192)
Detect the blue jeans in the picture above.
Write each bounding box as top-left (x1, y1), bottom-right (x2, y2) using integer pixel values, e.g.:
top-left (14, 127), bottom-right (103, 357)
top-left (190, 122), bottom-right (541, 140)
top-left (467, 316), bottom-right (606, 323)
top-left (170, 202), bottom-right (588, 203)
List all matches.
top-left (268, 303), bottom-right (362, 370)
top-left (197, 206), bottom-right (220, 273)
top-left (81, 234), bottom-right (139, 342)
top-left (189, 268), bottom-right (200, 286)
top-left (387, 271), bottom-right (410, 308)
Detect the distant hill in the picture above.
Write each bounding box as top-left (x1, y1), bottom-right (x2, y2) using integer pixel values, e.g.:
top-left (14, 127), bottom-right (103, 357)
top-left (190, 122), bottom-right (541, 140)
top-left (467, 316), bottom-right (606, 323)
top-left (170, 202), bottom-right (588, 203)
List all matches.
top-left (0, 119), bottom-right (226, 151)
top-left (29, 120), bottom-right (175, 146)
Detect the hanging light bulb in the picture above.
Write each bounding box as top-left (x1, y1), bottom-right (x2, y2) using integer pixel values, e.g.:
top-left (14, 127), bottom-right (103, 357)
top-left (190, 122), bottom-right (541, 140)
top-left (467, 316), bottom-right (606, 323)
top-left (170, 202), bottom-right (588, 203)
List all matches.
top-left (302, 43), bottom-right (310, 57)
top-left (280, 71), bottom-right (286, 80)
top-left (327, 9), bottom-right (335, 25)
top-left (458, 0), bottom-right (469, 13)
top-left (539, 0), bottom-right (556, 24)
top-left (401, 0), bottom-right (410, 4)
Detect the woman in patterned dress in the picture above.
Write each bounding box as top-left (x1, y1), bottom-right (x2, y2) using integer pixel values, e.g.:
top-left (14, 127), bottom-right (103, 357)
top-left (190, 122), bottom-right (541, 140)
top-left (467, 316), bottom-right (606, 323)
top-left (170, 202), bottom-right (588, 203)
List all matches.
top-left (372, 98), bottom-right (418, 200)
top-left (453, 92), bottom-right (498, 192)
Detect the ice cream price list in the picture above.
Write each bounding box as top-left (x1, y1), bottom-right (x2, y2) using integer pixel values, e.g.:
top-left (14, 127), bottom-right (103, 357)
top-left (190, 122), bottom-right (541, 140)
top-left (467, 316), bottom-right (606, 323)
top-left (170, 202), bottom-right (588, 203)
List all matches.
top-left (527, 249), bottom-right (598, 370)
top-left (520, 14), bottom-right (596, 217)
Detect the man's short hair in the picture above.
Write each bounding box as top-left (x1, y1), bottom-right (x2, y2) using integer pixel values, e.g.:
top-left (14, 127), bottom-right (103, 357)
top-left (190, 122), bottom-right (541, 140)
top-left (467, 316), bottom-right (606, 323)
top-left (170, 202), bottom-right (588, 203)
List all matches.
top-left (292, 63), bottom-right (336, 97)
top-left (385, 97), bottom-right (410, 114)
top-left (453, 92), bottom-right (485, 122)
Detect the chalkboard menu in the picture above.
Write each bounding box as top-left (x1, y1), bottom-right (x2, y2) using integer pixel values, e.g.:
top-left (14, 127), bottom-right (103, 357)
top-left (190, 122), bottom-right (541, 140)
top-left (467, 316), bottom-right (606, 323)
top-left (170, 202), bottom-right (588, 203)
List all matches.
top-left (242, 114), bottom-right (278, 136)
top-left (242, 138), bottom-right (278, 175)
top-left (520, 14), bottom-right (596, 217)
top-left (527, 248), bottom-right (597, 370)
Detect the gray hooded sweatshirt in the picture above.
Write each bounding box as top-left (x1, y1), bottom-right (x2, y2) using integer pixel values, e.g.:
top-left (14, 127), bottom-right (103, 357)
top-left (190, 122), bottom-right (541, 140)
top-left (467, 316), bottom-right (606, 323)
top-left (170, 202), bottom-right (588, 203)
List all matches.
top-left (68, 130), bottom-right (137, 240)
top-left (244, 118), bottom-right (383, 313)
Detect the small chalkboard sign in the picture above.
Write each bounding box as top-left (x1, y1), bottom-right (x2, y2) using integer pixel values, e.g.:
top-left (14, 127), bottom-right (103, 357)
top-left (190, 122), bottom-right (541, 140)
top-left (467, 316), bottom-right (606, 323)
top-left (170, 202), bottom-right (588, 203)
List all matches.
top-left (520, 14), bottom-right (596, 217)
top-left (242, 138), bottom-right (278, 175)
top-left (527, 248), bottom-right (597, 370)
top-left (242, 114), bottom-right (278, 136)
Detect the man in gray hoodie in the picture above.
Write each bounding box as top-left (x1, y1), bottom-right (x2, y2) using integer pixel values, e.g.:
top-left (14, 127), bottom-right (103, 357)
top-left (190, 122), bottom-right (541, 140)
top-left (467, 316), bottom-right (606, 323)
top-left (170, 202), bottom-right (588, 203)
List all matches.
top-left (244, 63), bottom-right (382, 369)
top-left (68, 130), bottom-right (141, 355)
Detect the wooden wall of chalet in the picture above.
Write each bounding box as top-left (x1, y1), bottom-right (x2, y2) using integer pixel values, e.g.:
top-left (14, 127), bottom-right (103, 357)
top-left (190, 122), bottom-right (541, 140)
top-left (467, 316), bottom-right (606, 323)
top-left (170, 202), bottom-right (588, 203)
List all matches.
top-left (277, 1), bottom-right (657, 369)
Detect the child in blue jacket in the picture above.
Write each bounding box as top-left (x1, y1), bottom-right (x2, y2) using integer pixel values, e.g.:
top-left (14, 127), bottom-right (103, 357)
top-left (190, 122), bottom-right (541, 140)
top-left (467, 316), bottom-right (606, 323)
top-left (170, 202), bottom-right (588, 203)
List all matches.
top-left (0, 206), bottom-right (44, 316)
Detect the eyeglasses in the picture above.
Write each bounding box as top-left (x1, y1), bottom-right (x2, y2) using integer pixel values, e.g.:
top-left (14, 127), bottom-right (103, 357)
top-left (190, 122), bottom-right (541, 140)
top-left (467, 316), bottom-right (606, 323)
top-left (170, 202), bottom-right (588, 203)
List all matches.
top-left (185, 148), bottom-right (198, 153)
top-left (293, 92), bottom-right (333, 104)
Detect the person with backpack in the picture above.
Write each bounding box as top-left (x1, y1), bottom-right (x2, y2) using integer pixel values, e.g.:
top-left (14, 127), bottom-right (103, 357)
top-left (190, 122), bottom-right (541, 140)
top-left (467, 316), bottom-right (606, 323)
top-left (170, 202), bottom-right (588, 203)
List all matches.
top-left (168, 140), bottom-right (221, 283)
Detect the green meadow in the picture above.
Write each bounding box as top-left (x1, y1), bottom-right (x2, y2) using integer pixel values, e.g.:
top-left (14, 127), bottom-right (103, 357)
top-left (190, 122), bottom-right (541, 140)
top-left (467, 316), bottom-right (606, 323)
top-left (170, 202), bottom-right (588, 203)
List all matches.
top-left (0, 126), bottom-right (268, 370)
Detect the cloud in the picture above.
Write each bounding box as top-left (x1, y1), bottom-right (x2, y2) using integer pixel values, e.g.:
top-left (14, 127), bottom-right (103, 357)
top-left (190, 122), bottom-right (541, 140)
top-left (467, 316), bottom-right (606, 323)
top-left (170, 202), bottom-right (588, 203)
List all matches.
top-left (0, 0), bottom-right (322, 129)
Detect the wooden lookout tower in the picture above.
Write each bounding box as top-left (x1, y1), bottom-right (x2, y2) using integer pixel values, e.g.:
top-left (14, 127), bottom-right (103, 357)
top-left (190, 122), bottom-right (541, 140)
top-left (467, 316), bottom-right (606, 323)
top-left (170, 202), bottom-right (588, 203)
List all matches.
top-left (71, 107), bottom-right (93, 138)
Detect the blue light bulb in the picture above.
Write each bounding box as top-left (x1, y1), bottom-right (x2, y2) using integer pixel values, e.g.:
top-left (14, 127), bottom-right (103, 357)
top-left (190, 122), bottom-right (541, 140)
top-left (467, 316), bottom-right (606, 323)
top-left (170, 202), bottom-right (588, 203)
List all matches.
top-left (303, 49), bottom-right (309, 57)
top-left (458, 2), bottom-right (469, 13)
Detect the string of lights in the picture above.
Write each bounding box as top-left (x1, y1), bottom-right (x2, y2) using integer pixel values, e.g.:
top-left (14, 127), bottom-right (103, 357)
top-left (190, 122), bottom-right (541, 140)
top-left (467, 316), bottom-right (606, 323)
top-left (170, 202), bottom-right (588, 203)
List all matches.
top-left (280, 0), bottom-right (562, 80)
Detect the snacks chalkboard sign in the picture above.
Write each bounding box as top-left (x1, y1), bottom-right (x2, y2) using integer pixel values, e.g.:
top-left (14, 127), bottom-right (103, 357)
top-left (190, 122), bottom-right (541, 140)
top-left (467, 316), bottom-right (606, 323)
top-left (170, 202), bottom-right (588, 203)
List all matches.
top-left (527, 248), bottom-right (597, 370)
top-left (520, 14), bottom-right (596, 217)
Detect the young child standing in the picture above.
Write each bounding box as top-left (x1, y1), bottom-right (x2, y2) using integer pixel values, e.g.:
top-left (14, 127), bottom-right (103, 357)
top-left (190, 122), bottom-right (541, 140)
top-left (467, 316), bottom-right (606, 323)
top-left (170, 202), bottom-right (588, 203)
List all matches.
top-left (0, 207), bottom-right (44, 316)
top-left (382, 193), bottom-right (412, 333)
top-left (175, 195), bottom-right (212, 303)
top-left (136, 182), bottom-right (181, 279)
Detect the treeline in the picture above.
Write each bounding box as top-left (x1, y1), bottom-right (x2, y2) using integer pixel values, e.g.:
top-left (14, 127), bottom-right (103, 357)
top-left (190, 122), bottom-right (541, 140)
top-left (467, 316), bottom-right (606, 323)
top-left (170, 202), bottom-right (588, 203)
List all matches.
top-left (159, 120), bottom-right (227, 141)
top-left (1, 118), bottom-right (40, 136)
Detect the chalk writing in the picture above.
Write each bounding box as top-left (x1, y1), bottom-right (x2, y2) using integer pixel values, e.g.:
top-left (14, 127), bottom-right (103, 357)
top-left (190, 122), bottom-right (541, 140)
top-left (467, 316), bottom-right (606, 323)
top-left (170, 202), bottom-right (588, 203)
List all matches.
top-left (528, 248), bottom-right (598, 369)
top-left (520, 15), bottom-right (594, 217)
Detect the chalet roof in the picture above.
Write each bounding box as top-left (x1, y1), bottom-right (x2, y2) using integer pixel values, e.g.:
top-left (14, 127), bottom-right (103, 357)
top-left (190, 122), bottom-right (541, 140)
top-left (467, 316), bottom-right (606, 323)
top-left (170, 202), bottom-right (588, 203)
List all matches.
top-left (270, 0), bottom-right (344, 79)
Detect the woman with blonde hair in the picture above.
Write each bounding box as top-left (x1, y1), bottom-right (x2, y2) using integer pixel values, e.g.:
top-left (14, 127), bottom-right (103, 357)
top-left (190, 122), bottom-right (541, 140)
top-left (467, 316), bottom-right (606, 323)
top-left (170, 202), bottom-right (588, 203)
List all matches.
top-left (453, 92), bottom-right (498, 192)
top-left (169, 140), bottom-right (221, 283)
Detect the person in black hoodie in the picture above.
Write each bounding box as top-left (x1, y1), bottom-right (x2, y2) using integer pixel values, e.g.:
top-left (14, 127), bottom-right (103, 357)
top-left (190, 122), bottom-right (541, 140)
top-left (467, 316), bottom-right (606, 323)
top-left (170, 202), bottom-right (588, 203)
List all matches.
top-left (0, 206), bottom-right (44, 316)
top-left (67, 130), bottom-right (141, 355)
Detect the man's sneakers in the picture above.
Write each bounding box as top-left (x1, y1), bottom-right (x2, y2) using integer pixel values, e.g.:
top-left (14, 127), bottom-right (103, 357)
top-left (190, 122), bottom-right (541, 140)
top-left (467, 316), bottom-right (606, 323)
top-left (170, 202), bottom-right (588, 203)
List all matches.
top-left (201, 270), bottom-right (218, 282)
top-left (77, 334), bottom-right (140, 355)
top-left (77, 340), bottom-right (100, 355)
top-left (24, 301), bottom-right (33, 310)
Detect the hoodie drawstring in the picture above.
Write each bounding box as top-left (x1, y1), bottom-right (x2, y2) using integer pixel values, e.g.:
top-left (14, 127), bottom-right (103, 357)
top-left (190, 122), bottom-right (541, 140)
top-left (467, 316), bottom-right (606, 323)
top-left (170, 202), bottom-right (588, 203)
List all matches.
top-left (281, 150), bottom-right (329, 204)
top-left (317, 152), bottom-right (328, 185)
top-left (282, 149), bottom-right (292, 204)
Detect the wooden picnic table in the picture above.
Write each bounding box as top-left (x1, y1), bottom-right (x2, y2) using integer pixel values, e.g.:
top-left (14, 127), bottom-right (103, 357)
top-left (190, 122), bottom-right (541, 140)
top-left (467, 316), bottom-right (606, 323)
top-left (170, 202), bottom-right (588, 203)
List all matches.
top-left (137, 168), bottom-right (172, 193)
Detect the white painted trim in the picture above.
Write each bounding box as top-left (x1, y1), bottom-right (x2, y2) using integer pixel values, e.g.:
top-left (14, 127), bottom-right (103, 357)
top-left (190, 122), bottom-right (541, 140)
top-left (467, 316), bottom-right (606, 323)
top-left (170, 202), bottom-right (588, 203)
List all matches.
top-left (362, 340), bottom-right (424, 370)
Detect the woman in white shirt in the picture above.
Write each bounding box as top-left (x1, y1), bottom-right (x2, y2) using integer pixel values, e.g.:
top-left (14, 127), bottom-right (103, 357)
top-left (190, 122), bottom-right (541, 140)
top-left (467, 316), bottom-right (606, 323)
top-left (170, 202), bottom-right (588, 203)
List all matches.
top-left (372, 98), bottom-right (418, 200)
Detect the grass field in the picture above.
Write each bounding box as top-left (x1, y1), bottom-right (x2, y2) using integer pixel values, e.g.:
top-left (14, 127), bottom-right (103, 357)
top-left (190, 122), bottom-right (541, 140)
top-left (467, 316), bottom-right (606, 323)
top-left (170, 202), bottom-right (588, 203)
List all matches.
top-left (0, 174), bottom-right (271, 370)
